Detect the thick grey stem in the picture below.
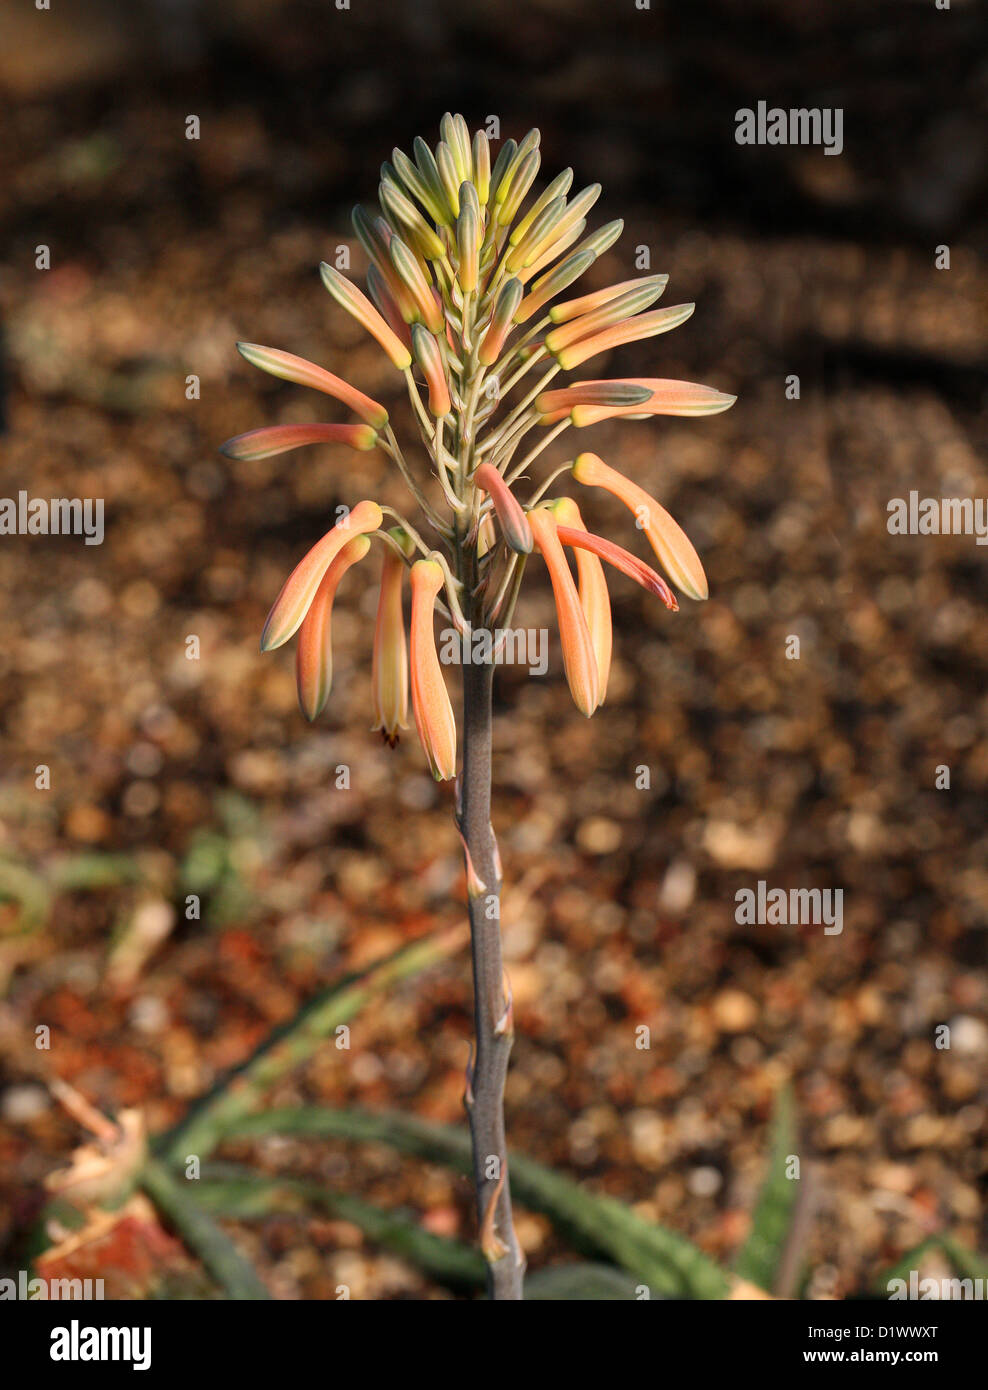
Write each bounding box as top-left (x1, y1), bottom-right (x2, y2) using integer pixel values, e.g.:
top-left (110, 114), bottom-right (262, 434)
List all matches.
top-left (459, 655), bottom-right (525, 1299)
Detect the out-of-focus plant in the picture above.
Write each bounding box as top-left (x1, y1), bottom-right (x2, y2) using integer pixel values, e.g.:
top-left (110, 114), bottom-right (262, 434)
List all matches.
top-left (29, 960), bottom-right (987, 1302)
top-left (221, 115), bottom-right (735, 1299)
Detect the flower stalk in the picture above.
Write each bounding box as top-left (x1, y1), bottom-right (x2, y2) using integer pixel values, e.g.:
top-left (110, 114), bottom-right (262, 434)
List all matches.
top-left (222, 114), bottom-right (735, 1300)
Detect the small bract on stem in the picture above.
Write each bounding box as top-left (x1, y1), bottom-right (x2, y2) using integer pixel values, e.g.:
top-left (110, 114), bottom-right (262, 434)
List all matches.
top-left (222, 113), bottom-right (735, 1301)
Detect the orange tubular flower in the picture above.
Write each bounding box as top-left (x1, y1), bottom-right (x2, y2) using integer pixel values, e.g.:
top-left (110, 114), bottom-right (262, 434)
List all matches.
top-left (571, 452), bottom-right (707, 601)
top-left (261, 500), bottom-right (384, 652)
top-left (544, 278), bottom-right (669, 355)
top-left (550, 498), bottom-right (611, 707)
top-left (528, 508), bottom-right (599, 717)
top-left (548, 377), bottom-right (737, 428)
top-left (551, 303), bottom-right (695, 371)
top-left (479, 279), bottom-right (524, 366)
top-left (236, 343), bottom-right (389, 430)
top-left (473, 463), bottom-right (533, 554)
top-left (411, 325), bottom-right (451, 417)
top-left (513, 250), bottom-right (595, 325)
top-left (372, 536), bottom-right (411, 746)
top-left (389, 235), bottom-right (445, 335)
top-left (548, 275), bottom-right (669, 325)
top-left (295, 535), bottom-right (371, 721)
top-left (219, 423), bottom-right (378, 459)
top-left (553, 525), bottom-right (678, 610)
top-left (409, 560), bottom-right (457, 780)
top-left (319, 262), bottom-right (413, 370)
top-left (366, 264), bottom-right (414, 350)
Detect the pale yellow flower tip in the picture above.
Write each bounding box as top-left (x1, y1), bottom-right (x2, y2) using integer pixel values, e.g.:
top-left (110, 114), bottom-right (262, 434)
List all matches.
top-left (409, 559), bottom-right (457, 780)
top-left (528, 507), bottom-right (599, 717)
top-left (571, 453), bottom-right (708, 601)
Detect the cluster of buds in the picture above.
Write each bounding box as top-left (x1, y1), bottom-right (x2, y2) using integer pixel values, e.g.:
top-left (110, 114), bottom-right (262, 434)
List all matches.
top-left (222, 115), bottom-right (735, 779)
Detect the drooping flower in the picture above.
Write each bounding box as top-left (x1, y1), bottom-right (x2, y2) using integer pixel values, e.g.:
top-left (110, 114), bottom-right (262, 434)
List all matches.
top-left (550, 498), bottom-right (611, 707)
top-left (527, 507), bottom-right (598, 716)
top-left (473, 464), bottom-right (533, 554)
top-left (260, 500), bottom-right (383, 652)
top-left (295, 535), bottom-right (371, 721)
top-left (571, 452), bottom-right (707, 601)
top-left (551, 521), bottom-right (678, 610)
top-left (411, 325), bottom-right (452, 417)
top-left (372, 531), bottom-right (412, 746)
top-left (409, 559), bottom-right (457, 780)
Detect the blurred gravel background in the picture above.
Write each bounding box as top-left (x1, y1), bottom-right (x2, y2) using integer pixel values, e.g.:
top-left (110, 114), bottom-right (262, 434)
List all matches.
top-left (0, 0), bottom-right (985, 1298)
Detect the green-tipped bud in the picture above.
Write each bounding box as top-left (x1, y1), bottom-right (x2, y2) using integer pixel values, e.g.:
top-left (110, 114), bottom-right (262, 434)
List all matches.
top-left (366, 263), bottom-right (414, 344)
top-left (571, 218), bottom-right (624, 261)
top-left (319, 262), bottom-right (413, 370)
top-left (352, 204), bottom-right (389, 272)
top-left (411, 323), bottom-right (451, 417)
top-left (497, 148), bottom-right (540, 227)
top-left (550, 274), bottom-right (669, 325)
top-left (537, 382), bottom-right (654, 412)
top-left (497, 129), bottom-right (540, 204)
top-left (412, 136), bottom-right (453, 225)
top-left (521, 183), bottom-right (600, 266)
top-left (441, 112), bottom-right (472, 185)
top-left (520, 219), bottom-right (586, 283)
top-left (472, 130), bottom-right (491, 203)
top-left (457, 203), bottom-right (480, 292)
top-left (552, 303), bottom-right (695, 371)
top-left (435, 142), bottom-right (461, 218)
top-left (505, 196), bottom-right (566, 271)
top-left (546, 278), bottom-right (669, 353)
top-left (508, 168), bottom-right (573, 247)
top-left (391, 146), bottom-right (450, 227)
top-left (488, 138), bottom-right (516, 204)
top-left (459, 179), bottom-right (480, 221)
top-left (379, 180), bottom-right (445, 261)
top-left (515, 250), bottom-right (596, 324)
top-left (389, 234), bottom-right (444, 335)
top-left (479, 278), bottom-right (523, 366)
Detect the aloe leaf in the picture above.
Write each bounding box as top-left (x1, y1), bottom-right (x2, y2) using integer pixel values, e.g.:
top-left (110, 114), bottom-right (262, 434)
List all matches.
top-left (220, 1107), bottom-right (730, 1299)
top-left (524, 1263), bottom-right (645, 1300)
top-left (937, 1236), bottom-right (988, 1283)
top-left (874, 1236), bottom-right (988, 1295)
top-left (141, 1160), bottom-right (270, 1300)
top-left (195, 1164), bottom-right (485, 1291)
top-left (157, 925), bottom-right (465, 1165)
top-left (734, 1084), bottom-right (803, 1294)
